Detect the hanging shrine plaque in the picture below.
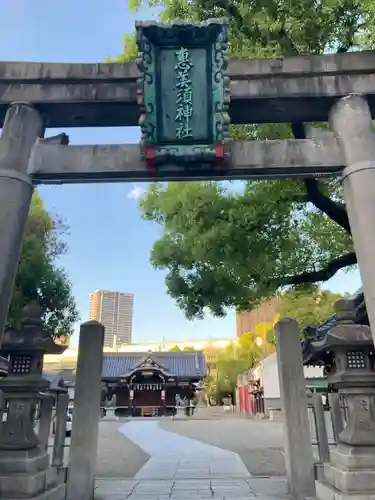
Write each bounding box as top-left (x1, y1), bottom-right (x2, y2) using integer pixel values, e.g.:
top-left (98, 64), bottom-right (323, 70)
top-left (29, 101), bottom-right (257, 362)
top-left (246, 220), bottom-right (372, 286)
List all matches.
top-left (136, 20), bottom-right (230, 169)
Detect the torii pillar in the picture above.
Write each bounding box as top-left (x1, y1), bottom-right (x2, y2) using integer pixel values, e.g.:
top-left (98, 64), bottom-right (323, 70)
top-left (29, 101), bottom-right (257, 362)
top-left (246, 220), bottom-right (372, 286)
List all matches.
top-left (0, 103), bottom-right (44, 346)
top-left (330, 94), bottom-right (375, 347)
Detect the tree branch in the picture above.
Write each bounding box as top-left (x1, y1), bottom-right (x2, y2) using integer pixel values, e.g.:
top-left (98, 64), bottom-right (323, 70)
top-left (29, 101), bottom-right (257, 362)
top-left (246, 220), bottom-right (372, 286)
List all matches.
top-left (212, 0), bottom-right (263, 44)
top-left (290, 124), bottom-right (351, 233)
top-left (304, 179), bottom-right (351, 233)
top-left (206, 2), bottom-right (354, 233)
top-left (210, 0), bottom-right (299, 54)
top-left (282, 251), bottom-right (357, 285)
top-left (336, 1), bottom-right (360, 52)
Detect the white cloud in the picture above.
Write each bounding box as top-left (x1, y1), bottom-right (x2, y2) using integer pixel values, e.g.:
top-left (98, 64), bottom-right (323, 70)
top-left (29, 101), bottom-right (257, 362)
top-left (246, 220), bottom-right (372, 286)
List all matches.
top-left (127, 184), bottom-right (146, 201)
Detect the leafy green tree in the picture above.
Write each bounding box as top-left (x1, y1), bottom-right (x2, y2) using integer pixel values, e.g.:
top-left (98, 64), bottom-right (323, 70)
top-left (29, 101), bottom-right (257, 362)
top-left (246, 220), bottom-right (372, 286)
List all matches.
top-left (7, 191), bottom-right (78, 336)
top-left (278, 285), bottom-right (346, 331)
top-left (237, 332), bottom-right (270, 366)
top-left (106, 34), bottom-right (138, 62)
top-left (204, 373), bottom-right (218, 405)
top-left (183, 346), bottom-right (195, 351)
top-left (215, 332), bottom-right (268, 398)
top-left (115, 0), bottom-right (375, 318)
top-left (169, 345), bottom-right (181, 351)
top-left (216, 344), bottom-right (246, 398)
top-left (139, 181), bottom-right (351, 318)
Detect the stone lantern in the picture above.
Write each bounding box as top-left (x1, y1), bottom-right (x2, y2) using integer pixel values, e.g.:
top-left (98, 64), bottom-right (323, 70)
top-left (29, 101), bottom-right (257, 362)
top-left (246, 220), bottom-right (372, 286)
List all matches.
top-left (0, 304), bottom-right (67, 499)
top-left (304, 296), bottom-right (375, 500)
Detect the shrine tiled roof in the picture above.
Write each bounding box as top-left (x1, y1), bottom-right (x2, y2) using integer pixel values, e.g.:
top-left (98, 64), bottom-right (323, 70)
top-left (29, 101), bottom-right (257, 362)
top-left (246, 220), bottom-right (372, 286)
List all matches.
top-left (101, 351), bottom-right (206, 379)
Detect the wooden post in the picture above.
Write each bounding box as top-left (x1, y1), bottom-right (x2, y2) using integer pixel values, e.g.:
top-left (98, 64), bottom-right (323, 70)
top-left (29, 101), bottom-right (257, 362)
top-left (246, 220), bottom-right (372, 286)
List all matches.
top-left (52, 393), bottom-right (68, 468)
top-left (312, 393), bottom-right (330, 463)
top-left (275, 318), bottom-right (316, 500)
top-left (38, 394), bottom-right (54, 451)
top-left (0, 103), bottom-right (43, 346)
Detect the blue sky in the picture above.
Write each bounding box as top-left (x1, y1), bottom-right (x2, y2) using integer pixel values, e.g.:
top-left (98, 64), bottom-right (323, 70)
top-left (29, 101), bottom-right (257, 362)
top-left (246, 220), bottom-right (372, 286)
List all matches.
top-left (0, 0), bottom-right (361, 347)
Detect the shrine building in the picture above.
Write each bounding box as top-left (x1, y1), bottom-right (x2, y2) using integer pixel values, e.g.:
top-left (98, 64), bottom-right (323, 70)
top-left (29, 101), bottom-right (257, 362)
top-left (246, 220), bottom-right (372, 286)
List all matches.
top-left (102, 350), bottom-right (206, 417)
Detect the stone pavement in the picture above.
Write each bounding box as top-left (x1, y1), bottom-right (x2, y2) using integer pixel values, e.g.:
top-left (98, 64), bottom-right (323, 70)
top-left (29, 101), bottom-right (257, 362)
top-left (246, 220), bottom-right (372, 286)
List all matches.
top-left (119, 420), bottom-right (250, 479)
top-left (159, 418), bottom-right (286, 477)
top-left (95, 477), bottom-right (290, 499)
top-left (95, 420), bottom-right (290, 499)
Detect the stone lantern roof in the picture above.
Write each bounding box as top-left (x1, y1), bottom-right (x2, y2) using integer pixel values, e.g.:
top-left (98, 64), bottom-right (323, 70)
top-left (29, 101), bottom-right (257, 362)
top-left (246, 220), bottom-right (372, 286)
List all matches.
top-left (302, 287), bottom-right (367, 366)
top-left (0, 304), bottom-right (68, 357)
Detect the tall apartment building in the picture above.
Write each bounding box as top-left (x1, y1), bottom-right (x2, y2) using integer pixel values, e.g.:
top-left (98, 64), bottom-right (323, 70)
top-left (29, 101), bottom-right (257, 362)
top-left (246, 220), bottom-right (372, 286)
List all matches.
top-left (89, 290), bottom-right (134, 347)
top-left (236, 296), bottom-right (281, 337)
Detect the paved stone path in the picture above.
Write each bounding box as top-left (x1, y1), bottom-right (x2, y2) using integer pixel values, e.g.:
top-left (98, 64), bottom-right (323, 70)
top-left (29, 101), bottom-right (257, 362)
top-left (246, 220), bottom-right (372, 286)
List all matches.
top-left (95, 477), bottom-right (290, 500)
top-left (95, 421), bottom-right (290, 499)
top-left (119, 420), bottom-right (250, 479)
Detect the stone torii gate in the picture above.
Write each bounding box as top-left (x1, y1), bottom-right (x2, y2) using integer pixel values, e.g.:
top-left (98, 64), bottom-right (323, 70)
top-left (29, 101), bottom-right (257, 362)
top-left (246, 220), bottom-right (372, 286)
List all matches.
top-left (0, 26), bottom-right (374, 345)
top-left (1, 19), bottom-right (375, 499)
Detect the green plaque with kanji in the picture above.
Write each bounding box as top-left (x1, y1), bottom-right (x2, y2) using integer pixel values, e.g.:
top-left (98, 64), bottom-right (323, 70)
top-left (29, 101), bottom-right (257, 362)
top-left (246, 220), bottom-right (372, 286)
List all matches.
top-left (136, 20), bottom-right (230, 169)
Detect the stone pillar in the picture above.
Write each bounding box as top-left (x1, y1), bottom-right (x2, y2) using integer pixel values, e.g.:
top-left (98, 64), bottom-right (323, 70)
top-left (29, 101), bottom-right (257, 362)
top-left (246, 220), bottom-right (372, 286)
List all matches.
top-left (38, 394), bottom-right (54, 451)
top-left (0, 104), bottom-right (44, 346)
top-left (66, 321), bottom-right (104, 500)
top-left (330, 94), bottom-right (375, 347)
top-left (328, 393), bottom-right (344, 444)
top-left (52, 393), bottom-right (69, 468)
top-left (275, 318), bottom-right (316, 500)
top-left (312, 393), bottom-right (330, 464)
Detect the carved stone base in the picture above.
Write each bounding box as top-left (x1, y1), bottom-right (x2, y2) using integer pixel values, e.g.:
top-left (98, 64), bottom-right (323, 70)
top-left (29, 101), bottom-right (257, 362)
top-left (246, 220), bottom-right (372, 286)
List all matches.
top-left (0, 469), bottom-right (49, 497)
top-left (331, 445), bottom-right (375, 470)
top-left (1, 483), bottom-right (66, 500)
top-left (316, 479), bottom-right (375, 500)
top-left (0, 447), bottom-right (64, 499)
top-left (0, 468), bottom-right (66, 500)
top-left (324, 462), bottom-right (375, 493)
top-left (316, 444), bottom-right (375, 500)
top-left (0, 447), bottom-right (49, 474)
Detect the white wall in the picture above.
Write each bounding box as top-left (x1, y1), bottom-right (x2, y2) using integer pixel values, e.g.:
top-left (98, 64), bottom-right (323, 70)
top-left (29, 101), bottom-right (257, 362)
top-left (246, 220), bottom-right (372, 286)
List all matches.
top-left (261, 352), bottom-right (280, 399)
top-left (257, 352), bottom-right (324, 399)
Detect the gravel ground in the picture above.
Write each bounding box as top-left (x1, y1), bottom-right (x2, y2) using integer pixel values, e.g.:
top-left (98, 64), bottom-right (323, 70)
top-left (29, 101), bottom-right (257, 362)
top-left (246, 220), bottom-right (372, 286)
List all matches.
top-left (96, 421), bottom-right (151, 478)
top-left (49, 421), bottom-right (150, 478)
top-left (160, 418), bottom-right (287, 477)
top-left (49, 418), bottom-right (288, 478)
